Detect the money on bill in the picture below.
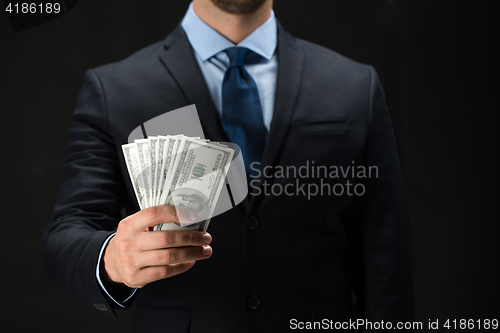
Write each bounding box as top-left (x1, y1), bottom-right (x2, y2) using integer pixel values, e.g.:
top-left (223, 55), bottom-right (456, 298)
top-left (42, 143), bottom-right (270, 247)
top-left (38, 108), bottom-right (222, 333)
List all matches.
top-left (121, 135), bottom-right (234, 232)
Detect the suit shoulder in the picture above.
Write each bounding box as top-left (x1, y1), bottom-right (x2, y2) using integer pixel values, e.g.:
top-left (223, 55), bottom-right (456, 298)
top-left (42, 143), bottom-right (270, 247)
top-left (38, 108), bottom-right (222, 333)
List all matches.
top-left (91, 40), bottom-right (165, 78)
top-left (296, 38), bottom-right (372, 75)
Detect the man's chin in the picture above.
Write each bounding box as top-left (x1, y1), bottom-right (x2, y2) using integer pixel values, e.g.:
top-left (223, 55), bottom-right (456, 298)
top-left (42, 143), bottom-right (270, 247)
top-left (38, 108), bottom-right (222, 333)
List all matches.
top-left (210, 0), bottom-right (268, 15)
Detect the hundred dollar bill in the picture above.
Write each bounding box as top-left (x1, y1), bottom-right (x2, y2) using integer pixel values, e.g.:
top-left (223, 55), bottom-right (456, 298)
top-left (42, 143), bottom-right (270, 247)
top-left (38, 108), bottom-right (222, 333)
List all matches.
top-left (148, 137), bottom-right (159, 205)
top-left (157, 135), bottom-right (180, 206)
top-left (158, 135), bottom-right (185, 205)
top-left (169, 136), bottom-right (186, 182)
top-left (155, 136), bottom-right (166, 206)
top-left (155, 137), bottom-right (234, 232)
top-left (122, 143), bottom-right (147, 209)
top-left (156, 136), bottom-right (169, 206)
top-left (135, 139), bottom-right (152, 207)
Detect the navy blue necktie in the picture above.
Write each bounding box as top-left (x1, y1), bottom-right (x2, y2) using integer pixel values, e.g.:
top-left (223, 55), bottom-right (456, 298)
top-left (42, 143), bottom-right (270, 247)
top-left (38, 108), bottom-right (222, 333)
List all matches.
top-left (222, 47), bottom-right (267, 179)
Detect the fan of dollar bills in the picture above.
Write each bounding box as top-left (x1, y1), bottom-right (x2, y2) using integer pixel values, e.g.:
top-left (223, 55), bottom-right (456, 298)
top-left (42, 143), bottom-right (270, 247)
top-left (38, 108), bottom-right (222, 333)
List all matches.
top-left (122, 135), bottom-right (234, 232)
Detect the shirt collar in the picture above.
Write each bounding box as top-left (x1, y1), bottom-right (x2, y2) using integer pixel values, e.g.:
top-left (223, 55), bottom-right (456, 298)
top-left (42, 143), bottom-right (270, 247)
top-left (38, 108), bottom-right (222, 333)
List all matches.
top-left (181, 2), bottom-right (277, 61)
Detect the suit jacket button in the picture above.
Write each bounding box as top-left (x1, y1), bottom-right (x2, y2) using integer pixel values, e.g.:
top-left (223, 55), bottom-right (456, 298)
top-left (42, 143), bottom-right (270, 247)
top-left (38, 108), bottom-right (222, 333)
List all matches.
top-left (247, 295), bottom-right (260, 309)
top-left (247, 216), bottom-right (259, 230)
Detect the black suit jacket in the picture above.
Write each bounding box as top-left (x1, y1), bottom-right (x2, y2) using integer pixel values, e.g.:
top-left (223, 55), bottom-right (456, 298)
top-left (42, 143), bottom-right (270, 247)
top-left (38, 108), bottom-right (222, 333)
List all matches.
top-left (41, 24), bottom-right (414, 332)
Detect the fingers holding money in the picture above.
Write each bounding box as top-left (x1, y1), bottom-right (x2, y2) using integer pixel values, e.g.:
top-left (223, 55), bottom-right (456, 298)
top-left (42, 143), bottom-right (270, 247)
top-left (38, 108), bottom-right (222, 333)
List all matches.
top-left (140, 245), bottom-right (212, 267)
top-left (139, 230), bottom-right (212, 251)
top-left (117, 135), bottom-right (234, 288)
top-left (103, 205), bottom-right (212, 288)
top-left (117, 246), bottom-right (212, 288)
top-left (130, 205), bottom-right (184, 231)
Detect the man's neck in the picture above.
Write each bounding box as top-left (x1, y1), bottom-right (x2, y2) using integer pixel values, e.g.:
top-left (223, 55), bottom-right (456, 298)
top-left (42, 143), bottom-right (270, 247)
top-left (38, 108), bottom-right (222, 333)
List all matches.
top-left (192, 0), bottom-right (273, 44)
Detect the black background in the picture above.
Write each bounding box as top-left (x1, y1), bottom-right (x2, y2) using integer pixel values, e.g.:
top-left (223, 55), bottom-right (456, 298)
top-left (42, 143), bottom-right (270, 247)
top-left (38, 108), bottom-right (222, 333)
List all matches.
top-left (0, 0), bottom-right (498, 332)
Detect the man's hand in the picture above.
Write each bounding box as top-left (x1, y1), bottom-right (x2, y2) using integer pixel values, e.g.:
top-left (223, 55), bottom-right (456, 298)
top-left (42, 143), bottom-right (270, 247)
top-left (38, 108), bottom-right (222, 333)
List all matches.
top-left (102, 205), bottom-right (212, 288)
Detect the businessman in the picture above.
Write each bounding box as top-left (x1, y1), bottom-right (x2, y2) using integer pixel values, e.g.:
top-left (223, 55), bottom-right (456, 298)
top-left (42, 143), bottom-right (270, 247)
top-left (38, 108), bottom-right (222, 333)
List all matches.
top-left (41, 0), bottom-right (414, 332)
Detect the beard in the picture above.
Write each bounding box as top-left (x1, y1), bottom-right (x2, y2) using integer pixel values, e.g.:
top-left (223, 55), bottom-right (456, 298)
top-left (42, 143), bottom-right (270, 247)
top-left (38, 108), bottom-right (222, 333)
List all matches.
top-left (210, 0), bottom-right (268, 15)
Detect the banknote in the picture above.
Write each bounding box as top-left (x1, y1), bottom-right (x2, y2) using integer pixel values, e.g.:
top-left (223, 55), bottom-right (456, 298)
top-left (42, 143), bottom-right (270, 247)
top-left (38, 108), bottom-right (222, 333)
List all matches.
top-left (149, 137), bottom-right (158, 205)
top-left (156, 137), bottom-right (234, 231)
top-left (135, 139), bottom-right (152, 207)
top-left (122, 135), bottom-right (234, 232)
top-left (159, 135), bottom-right (180, 205)
top-left (122, 143), bottom-right (147, 209)
top-left (156, 136), bottom-right (169, 206)
top-left (153, 136), bottom-right (164, 206)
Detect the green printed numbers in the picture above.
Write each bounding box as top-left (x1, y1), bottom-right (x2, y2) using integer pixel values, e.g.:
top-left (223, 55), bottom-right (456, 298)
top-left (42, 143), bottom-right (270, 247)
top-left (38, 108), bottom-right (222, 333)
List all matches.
top-left (213, 154), bottom-right (222, 171)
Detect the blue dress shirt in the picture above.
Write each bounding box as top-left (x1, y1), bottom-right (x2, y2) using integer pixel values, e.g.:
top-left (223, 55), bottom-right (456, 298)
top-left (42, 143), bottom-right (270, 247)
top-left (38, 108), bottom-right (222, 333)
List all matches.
top-left (97, 2), bottom-right (278, 306)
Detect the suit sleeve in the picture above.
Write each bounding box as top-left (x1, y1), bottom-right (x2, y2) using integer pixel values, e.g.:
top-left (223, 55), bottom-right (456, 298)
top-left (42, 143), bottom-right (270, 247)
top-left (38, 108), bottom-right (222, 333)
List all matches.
top-left (40, 69), bottom-right (132, 317)
top-left (346, 66), bottom-right (414, 330)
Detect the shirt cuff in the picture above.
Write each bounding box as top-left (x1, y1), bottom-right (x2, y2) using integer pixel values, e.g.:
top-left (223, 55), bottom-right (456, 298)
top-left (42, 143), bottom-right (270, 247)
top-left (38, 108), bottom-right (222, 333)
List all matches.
top-left (96, 233), bottom-right (137, 308)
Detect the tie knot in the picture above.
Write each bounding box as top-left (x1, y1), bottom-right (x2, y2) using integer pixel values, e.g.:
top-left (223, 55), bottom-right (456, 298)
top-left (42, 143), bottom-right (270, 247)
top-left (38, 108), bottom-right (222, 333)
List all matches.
top-left (225, 47), bottom-right (249, 68)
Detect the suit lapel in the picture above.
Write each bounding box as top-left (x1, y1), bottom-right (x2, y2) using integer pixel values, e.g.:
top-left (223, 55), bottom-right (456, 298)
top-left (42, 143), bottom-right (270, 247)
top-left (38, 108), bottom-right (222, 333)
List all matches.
top-left (247, 23), bottom-right (305, 211)
top-left (159, 26), bottom-right (228, 143)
